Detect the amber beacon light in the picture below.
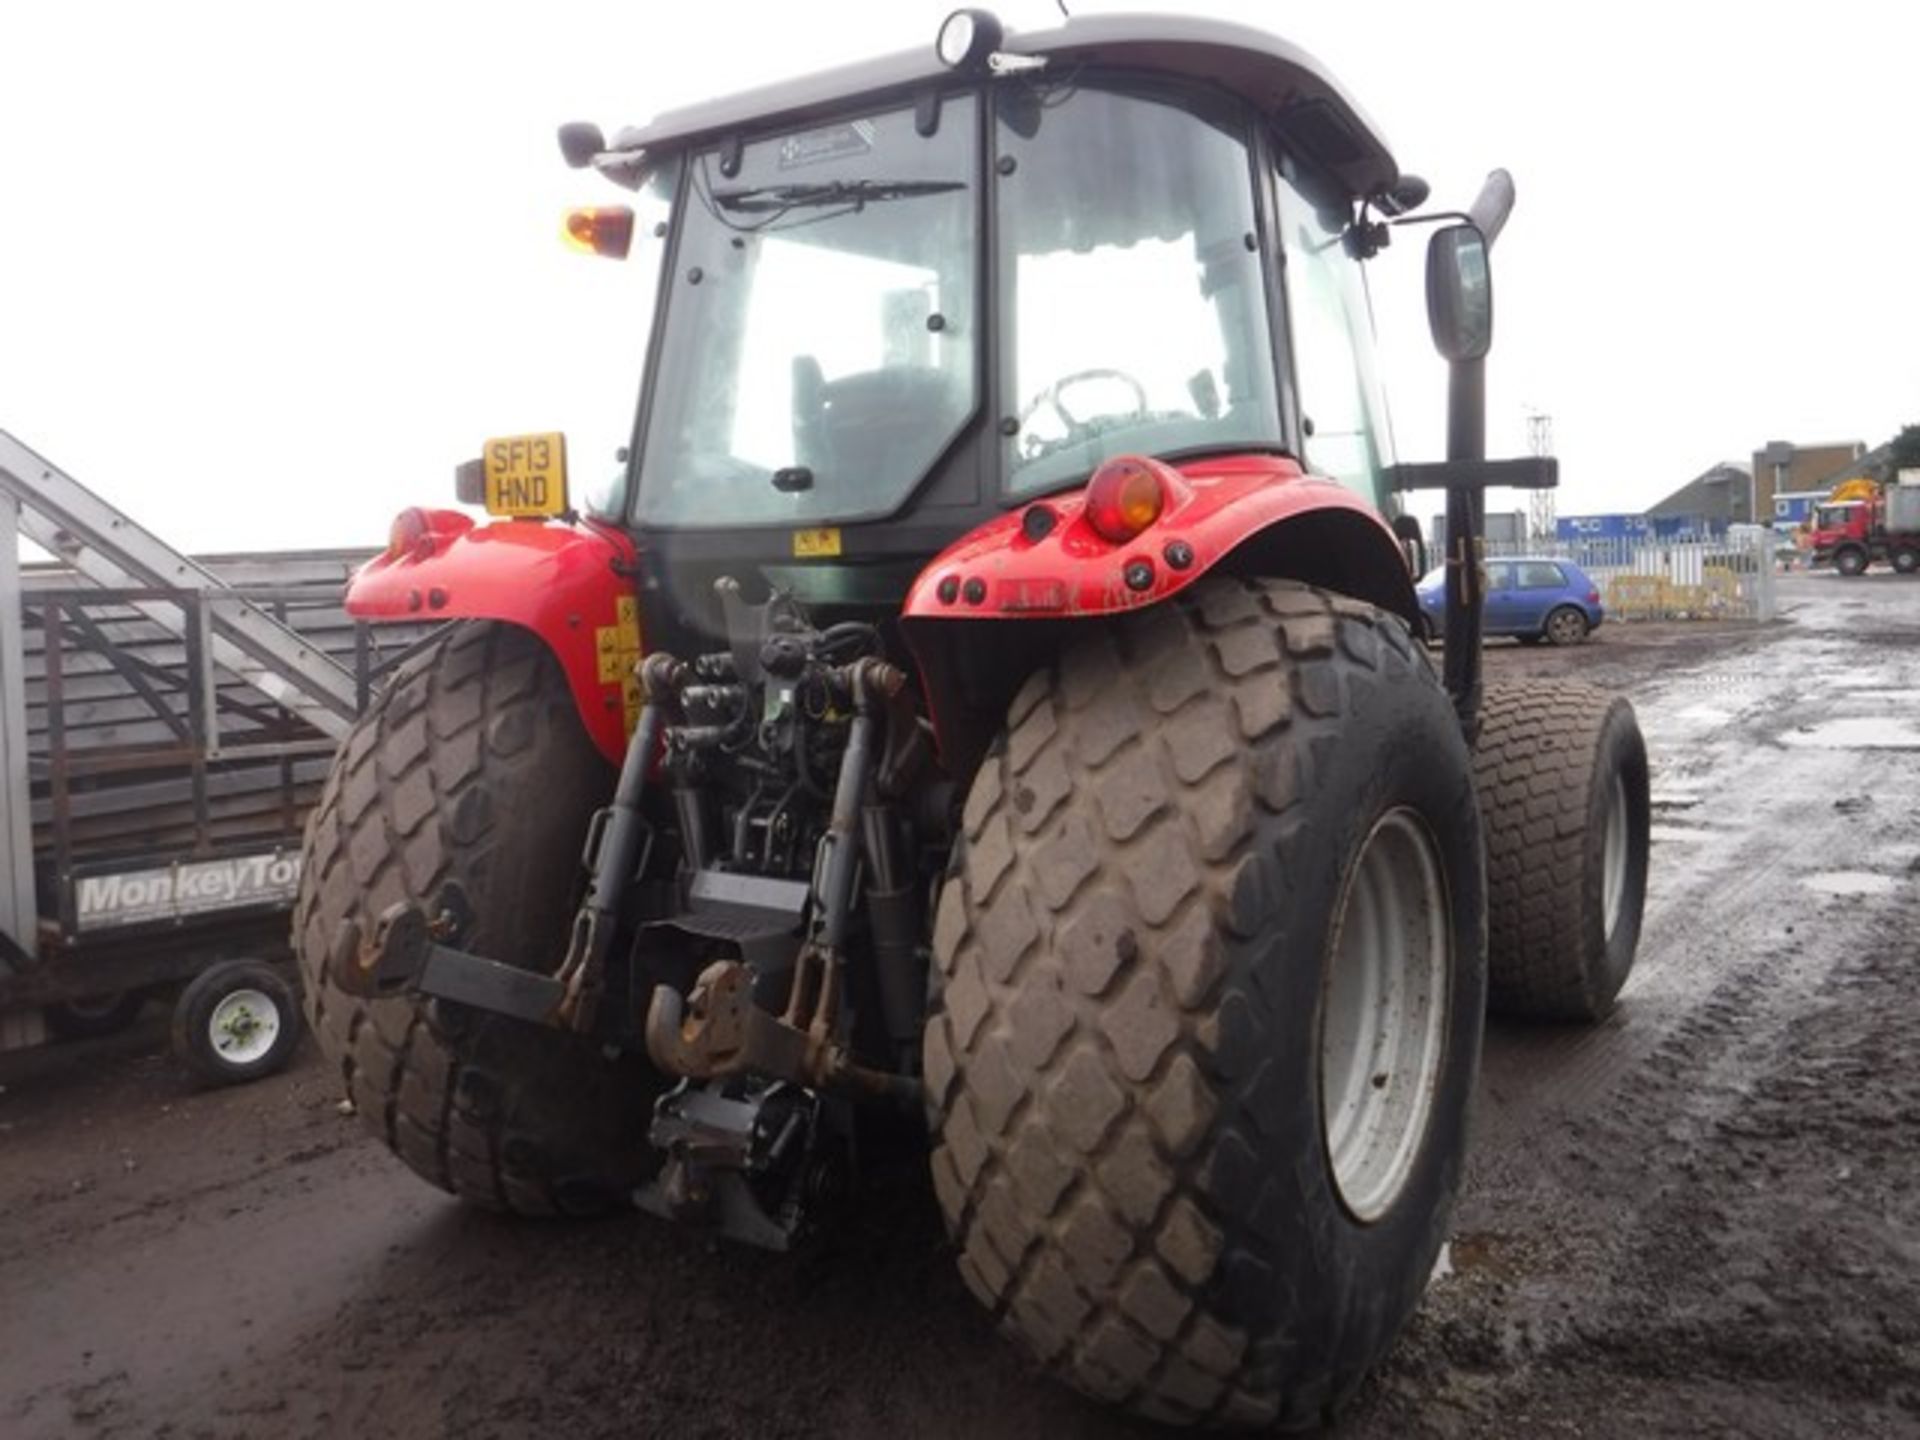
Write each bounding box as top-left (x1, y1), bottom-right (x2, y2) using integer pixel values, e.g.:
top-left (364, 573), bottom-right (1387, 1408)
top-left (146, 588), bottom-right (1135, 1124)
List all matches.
top-left (563, 206), bottom-right (634, 259)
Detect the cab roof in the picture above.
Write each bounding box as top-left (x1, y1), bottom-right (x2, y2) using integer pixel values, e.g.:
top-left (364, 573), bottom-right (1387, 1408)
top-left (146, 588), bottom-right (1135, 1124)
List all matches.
top-left (609, 11), bottom-right (1400, 201)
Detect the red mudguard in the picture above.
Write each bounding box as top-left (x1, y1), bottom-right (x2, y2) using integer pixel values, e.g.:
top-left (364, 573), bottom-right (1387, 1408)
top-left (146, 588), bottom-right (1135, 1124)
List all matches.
top-left (345, 512), bottom-right (641, 764)
top-left (902, 453), bottom-right (1415, 622)
top-left (900, 454), bottom-right (1418, 771)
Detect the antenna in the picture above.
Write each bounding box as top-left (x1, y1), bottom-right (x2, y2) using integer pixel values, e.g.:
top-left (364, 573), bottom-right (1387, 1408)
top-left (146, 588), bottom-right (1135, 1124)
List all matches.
top-left (1057, 0), bottom-right (1071, 16)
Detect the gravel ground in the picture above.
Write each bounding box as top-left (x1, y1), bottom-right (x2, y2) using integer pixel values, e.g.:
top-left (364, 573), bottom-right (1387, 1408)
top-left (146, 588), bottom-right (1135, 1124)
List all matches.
top-left (1, 573), bottom-right (1916, 1439)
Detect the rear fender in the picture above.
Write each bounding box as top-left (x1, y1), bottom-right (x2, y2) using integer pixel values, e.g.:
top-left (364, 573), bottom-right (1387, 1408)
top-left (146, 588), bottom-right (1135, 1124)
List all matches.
top-left (901, 454), bottom-right (1418, 776)
top-left (346, 512), bottom-right (641, 763)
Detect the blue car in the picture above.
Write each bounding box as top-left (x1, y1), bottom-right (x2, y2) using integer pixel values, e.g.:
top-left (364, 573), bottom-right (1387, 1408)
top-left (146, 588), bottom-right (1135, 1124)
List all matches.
top-left (1415, 557), bottom-right (1605, 645)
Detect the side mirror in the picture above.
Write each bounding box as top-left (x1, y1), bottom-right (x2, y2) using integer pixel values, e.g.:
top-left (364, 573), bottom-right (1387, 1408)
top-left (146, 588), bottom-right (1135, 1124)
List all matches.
top-left (558, 121), bottom-right (606, 170)
top-left (1425, 223), bottom-right (1492, 363)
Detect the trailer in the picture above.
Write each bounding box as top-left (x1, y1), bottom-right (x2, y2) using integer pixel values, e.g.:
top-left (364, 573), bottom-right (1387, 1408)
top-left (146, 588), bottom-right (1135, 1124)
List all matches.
top-left (0, 431), bottom-right (433, 1081)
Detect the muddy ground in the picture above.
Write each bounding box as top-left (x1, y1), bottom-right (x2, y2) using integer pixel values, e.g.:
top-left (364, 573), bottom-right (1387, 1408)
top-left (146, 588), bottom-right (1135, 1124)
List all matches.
top-left (2, 574), bottom-right (1916, 1439)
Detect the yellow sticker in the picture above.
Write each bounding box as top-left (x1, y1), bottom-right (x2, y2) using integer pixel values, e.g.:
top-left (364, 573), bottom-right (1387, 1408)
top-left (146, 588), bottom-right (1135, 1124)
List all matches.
top-left (621, 672), bottom-right (644, 733)
top-left (595, 619), bottom-right (642, 682)
top-left (792, 527), bottom-right (842, 558)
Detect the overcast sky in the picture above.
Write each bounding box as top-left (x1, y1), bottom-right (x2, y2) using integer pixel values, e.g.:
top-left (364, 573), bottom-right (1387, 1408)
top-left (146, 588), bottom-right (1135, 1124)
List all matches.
top-left (3, 0), bottom-right (1915, 553)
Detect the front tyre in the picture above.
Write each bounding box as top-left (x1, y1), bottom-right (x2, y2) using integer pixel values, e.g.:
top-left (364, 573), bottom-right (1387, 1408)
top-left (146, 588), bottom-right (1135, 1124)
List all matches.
top-left (295, 622), bottom-right (659, 1216)
top-left (926, 579), bottom-right (1486, 1428)
top-left (1474, 680), bottom-right (1650, 1021)
top-left (1835, 546), bottom-right (1869, 577)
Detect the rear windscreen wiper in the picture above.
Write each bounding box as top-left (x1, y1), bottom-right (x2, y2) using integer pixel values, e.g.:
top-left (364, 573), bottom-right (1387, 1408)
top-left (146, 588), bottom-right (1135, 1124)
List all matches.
top-left (712, 179), bottom-right (963, 214)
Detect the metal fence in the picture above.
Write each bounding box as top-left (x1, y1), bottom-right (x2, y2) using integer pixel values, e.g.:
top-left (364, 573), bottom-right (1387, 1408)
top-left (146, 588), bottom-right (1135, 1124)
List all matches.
top-left (1483, 528), bottom-right (1779, 623)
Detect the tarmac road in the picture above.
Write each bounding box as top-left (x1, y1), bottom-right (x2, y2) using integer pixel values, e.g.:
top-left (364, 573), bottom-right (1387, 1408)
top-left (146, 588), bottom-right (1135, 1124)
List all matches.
top-left (1, 573), bottom-right (1915, 1439)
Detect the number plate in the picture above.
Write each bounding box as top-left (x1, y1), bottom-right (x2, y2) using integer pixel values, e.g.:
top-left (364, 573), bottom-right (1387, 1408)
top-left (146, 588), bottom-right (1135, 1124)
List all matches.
top-left (482, 433), bottom-right (568, 518)
top-left (792, 527), bottom-right (842, 558)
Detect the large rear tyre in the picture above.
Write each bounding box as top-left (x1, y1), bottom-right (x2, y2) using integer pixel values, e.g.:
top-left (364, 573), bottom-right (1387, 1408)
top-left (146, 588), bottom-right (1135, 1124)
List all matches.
top-left (1473, 679), bottom-right (1650, 1021)
top-left (1893, 547), bottom-right (1919, 575)
top-left (926, 579), bottom-right (1486, 1428)
top-left (295, 621), bottom-right (659, 1216)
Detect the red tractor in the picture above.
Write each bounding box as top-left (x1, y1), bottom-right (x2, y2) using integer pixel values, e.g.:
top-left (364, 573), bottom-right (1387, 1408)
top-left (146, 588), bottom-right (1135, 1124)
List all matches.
top-left (298, 12), bottom-right (1650, 1426)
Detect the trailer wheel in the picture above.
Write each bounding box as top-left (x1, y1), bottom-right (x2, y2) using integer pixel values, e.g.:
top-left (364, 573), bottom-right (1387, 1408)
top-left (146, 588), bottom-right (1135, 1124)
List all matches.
top-left (1473, 679), bottom-right (1650, 1021)
top-left (1893, 547), bottom-right (1919, 575)
top-left (295, 621), bottom-right (658, 1216)
top-left (170, 959), bottom-right (301, 1085)
top-left (927, 578), bottom-right (1485, 1428)
top-left (44, 990), bottom-right (149, 1041)
top-left (1835, 546), bottom-right (1869, 577)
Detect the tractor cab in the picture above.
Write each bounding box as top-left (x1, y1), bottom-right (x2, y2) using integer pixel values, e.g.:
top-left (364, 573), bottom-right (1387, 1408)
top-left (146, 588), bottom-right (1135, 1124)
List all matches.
top-left (564, 13), bottom-right (1413, 636)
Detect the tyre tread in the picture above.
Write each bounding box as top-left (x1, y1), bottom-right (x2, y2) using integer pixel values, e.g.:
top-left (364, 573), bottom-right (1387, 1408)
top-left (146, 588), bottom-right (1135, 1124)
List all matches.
top-left (1472, 678), bottom-right (1631, 1019)
top-left (295, 622), bottom-right (646, 1217)
top-left (929, 579), bottom-right (1442, 1427)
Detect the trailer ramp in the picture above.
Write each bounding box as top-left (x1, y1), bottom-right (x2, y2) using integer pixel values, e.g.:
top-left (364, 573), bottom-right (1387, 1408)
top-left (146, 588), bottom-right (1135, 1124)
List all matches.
top-left (0, 431), bottom-right (359, 741)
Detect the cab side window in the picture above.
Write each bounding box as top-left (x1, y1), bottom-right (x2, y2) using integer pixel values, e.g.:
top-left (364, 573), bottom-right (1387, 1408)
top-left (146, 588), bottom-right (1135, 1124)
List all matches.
top-left (1272, 160), bottom-right (1393, 505)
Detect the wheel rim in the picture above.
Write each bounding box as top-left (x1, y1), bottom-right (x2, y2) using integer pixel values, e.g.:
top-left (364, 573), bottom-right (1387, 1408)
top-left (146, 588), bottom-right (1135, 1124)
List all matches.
top-left (1320, 808), bottom-right (1450, 1223)
top-left (208, 988), bottom-right (281, 1066)
top-left (1549, 609), bottom-right (1583, 643)
top-left (1602, 772), bottom-right (1630, 943)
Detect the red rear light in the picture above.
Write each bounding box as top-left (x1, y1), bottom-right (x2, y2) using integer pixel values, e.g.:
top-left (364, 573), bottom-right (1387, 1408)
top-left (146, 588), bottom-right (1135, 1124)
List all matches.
top-left (387, 507), bottom-right (434, 561)
top-left (1084, 457), bottom-right (1167, 544)
top-left (1587, 588), bottom-right (1601, 604)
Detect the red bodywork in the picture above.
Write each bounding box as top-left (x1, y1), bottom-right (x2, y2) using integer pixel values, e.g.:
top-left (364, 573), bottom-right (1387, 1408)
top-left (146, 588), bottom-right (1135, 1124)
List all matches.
top-left (349, 456), bottom-right (1412, 772)
top-left (903, 454), bottom-right (1412, 621)
top-left (899, 453), bottom-right (1417, 770)
top-left (1808, 503), bottom-right (1871, 560)
top-left (346, 511), bottom-right (642, 764)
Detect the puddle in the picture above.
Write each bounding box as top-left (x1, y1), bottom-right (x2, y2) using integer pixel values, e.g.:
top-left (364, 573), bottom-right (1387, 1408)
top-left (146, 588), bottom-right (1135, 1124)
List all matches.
top-left (1651, 825), bottom-right (1712, 844)
top-left (1675, 704), bottom-right (1734, 725)
top-left (1821, 672), bottom-right (1895, 689)
top-left (1446, 1232), bottom-right (1520, 1281)
top-left (1651, 792), bottom-right (1703, 811)
top-left (1780, 718), bottom-right (1920, 751)
top-left (1802, 872), bottom-right (1900, 898)
top-left (1836, 689), bottom-right (1920, 705)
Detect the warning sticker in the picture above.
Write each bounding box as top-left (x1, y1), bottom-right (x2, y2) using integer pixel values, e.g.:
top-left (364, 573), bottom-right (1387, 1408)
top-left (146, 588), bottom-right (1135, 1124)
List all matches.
top-left (595, 596), bottom-right (645, 734)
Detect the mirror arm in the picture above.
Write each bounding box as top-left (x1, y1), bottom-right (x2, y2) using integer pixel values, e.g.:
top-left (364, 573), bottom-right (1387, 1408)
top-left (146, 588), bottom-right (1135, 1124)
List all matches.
top-left (1467, 169), bottom-right (1515, 251)
top-left (1441, 357), bottom-right (1488, 741)
top-left (1430, 169), bottom-right (1517, 742)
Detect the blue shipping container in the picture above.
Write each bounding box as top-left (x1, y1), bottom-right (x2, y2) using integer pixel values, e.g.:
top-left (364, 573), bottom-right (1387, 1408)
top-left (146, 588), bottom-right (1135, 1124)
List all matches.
top-left (1556, 514), bottom-right (1651, 542)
